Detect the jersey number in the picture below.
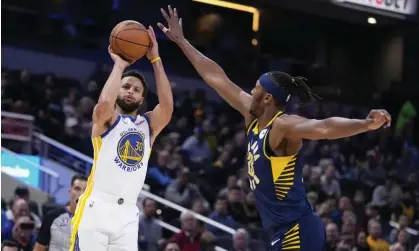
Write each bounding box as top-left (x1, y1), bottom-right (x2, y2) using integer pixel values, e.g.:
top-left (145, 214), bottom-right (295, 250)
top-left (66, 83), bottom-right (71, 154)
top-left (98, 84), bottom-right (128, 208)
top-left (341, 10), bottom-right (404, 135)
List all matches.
top-left (247, 141), bottom-right (260, 190)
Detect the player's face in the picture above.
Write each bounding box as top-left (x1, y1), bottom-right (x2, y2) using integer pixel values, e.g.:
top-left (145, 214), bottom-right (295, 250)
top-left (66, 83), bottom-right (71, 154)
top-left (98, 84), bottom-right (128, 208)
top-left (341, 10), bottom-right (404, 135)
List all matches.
top-left (69, 179), bottom-right (87, 204)
top-left (249, 81), bottom-right (266, 117)
top-left (117, 76), bottom-right (145, 113)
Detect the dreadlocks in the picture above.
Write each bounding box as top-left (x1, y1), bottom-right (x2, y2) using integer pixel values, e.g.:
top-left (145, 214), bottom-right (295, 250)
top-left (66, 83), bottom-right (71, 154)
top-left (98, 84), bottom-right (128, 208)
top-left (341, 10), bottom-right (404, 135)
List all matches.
top-left (269, 71), bottom-right (320, 103)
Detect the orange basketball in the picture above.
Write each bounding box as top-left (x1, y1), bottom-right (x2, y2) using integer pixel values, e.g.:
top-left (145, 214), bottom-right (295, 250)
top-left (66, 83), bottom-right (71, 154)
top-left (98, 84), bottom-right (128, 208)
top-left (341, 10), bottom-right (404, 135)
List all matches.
top-left (109, 20), bottom-right (151, 62)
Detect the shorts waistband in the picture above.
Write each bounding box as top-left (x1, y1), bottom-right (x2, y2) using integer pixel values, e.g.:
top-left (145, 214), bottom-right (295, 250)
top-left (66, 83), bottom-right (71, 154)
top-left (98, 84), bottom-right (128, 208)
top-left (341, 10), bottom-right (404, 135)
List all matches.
top-left (270, 211), bottom-right (315, 234)
top-left (89, 191), bottom-right (137, 205)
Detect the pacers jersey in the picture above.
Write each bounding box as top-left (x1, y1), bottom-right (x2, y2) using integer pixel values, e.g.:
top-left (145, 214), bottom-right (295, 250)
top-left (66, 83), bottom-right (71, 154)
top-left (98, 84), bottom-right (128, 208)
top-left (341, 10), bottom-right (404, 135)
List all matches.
top-left (246, 111), bottom-right (312, 230)
top-left (87, 114), bottom-right (152, 202)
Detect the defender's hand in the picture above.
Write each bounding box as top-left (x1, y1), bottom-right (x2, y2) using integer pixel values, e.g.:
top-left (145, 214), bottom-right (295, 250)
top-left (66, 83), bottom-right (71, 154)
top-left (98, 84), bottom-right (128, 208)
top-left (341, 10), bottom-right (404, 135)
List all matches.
top-left (146, 26), bottom-right (160, 61)
top-left (108, 46), bottom-right (132, 69)
top-left (157, 5), bottom-right (185, 43)
top-left (365, 109), bottom-right (391, 130)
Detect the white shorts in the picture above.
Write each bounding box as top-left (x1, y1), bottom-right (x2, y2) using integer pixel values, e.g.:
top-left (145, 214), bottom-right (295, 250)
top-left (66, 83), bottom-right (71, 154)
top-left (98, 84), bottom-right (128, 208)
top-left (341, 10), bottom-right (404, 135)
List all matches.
top-left (70, 192), bottom-right (139, 251)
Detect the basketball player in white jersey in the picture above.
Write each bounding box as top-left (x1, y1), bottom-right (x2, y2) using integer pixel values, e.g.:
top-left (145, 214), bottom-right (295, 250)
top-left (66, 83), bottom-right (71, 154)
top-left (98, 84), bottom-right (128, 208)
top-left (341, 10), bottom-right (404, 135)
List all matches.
top-left (69, 26), bottom-right (173, 251)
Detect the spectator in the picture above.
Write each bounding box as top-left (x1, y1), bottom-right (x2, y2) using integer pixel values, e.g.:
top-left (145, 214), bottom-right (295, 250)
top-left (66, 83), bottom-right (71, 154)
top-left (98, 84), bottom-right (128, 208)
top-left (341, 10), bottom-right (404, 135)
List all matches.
top-left (391, 188), bottom-right (417, 222)
top-left (243, 192), bottom-right (260, 228)
top-left (371, 175), bottom-right (402, 209)
top-left (148, 150), bottom-right (174, 192)
top-left (325, 222), bottom-right (339, 251)
top-left (307, 191), bottom-right (319, 208)
top-left (359, 150), bottom-right (386, 187)
top-left (318, 200), bottom-right (334, 219)
top-left (227, 186), bottom-right (247, 224)
top-left (341, 211), bottom-right (357, 236)
top-left (6, 215), bottom-right (36, 251)
top-left (389, 229), bottom-right (410, 251)
top-left (5, 188), bottom-right (41, 229)
top-left (191, 199), bottom-right (208, 232)
top-left (366, 219), bottom-right (389, 251)
top-left (165, 168), bottom-right (205, 208)
top-left (2, 199), bottom-right (30, 240)
top-left (388, 215), bottom-right (409, 243)
top-left (352, 190), bottom-right (367, 226)
top-left (161, 241), bottom-right (181, 251)
top-left (232, 228), bottom-right (251, 251)
top-left (352, 231), bottom-right (369, 251)
top-left (192, 199), bottom-right (208, 216)
top-left (138, 198), bottom-right (163, 251)
top-left (199, 231), bottom-right (217, 251)
top-left (207, 196), bottom-right (236, 236)
top-left (306, 168), bottom-right (327, 202)
top-left (218, 175), bottom-right (237, 197)
top-left (12, 187), bottom-right (39, 217)
top-left (33, 174), bottom-right (87, 251)
top-left (331, 197), bottom-right (352, 226)
top-left (321, 165), bottom-right (341, 198)
top-left (195, 171), bottom-right (216, 207)
top-left (172, 116), bottom-right (191, 143)
top-left (389, 243), bottom-right (405, 251)
top-left (170, 211), bottom-right (201, 251)
top-left (181, 127), bottom-right (211, 168)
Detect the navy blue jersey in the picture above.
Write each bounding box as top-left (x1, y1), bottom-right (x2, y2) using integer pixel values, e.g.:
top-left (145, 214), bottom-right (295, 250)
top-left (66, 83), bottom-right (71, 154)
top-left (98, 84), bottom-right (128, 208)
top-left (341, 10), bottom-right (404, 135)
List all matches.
top-left (246, 111), bottom-right (312, 230)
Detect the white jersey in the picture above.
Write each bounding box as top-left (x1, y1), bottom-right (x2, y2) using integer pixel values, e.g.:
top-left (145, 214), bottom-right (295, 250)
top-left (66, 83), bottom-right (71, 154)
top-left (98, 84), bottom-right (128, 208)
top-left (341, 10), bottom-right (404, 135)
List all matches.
top-left (89, 114), bottom-right (152, 202)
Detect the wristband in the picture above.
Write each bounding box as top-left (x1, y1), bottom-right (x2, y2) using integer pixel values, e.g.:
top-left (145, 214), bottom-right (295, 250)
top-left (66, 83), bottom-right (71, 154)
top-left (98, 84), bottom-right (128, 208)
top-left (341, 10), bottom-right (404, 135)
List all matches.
top-left (151, 57), bottom-right (161, 64)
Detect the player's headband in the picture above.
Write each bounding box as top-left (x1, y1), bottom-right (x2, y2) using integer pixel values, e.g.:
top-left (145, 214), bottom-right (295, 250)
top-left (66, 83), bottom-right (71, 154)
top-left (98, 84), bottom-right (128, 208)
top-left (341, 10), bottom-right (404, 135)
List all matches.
top-left (258, 73), bottom-right (290, 104)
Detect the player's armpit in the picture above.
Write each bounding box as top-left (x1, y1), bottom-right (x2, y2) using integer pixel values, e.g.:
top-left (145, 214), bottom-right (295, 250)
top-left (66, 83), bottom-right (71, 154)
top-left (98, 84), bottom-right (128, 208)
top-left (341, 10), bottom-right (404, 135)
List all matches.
top-left (145, 104), bottom-right (173, 137)
top-left (92, 103), bottom-right (118, 137)
top-left (92, 102), bottom-right (115, 124)
top-left (283, 115), bottom-right (370, 140)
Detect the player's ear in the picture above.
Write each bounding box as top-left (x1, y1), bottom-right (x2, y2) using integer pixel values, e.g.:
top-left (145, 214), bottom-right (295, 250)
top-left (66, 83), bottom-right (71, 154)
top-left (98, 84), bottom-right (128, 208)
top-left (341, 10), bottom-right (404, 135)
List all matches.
top-left (139, 96), bottom-right (145, 105)
top-left (264, 93), bottom-right (272, 104)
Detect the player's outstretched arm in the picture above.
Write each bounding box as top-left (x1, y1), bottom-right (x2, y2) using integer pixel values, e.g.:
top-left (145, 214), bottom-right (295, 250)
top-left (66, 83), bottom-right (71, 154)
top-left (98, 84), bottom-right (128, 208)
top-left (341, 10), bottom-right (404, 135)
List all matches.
top-left (92, 47), bottom-right (131, 134)
top-left (157, 6), bottom-right (252, 121)
top-left (144, 26), bottom-right (174, 138)
top-left (275, 109), bottom-right (391, 140)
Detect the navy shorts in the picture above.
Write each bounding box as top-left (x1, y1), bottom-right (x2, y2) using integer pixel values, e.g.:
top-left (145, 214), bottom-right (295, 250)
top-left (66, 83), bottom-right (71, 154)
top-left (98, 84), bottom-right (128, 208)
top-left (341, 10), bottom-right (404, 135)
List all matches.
top-left (270, 213), bottom-right (325, 251)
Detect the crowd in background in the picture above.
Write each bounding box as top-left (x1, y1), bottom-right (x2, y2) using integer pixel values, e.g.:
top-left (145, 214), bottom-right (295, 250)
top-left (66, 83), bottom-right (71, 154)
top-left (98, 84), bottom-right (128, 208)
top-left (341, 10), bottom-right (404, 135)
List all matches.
top-left (1, 67), bottom-right (419, 251)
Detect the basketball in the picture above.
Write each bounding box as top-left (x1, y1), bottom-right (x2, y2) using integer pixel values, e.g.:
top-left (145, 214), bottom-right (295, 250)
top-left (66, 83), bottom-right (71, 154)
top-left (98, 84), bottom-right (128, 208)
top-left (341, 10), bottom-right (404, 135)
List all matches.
top-left (109, 20), bottom-right (151, 62)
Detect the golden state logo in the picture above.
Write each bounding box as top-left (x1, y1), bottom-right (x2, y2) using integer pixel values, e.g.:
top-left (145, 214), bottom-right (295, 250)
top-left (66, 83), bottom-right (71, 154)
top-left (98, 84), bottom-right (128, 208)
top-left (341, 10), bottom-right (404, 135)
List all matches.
top-left (114, 130), bottom-right (146, 172)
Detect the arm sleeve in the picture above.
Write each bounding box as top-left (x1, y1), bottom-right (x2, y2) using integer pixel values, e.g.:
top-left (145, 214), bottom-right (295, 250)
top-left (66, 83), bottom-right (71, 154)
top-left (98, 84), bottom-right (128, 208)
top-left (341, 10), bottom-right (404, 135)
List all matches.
top-left (36, 208), bottom-right (65, 246)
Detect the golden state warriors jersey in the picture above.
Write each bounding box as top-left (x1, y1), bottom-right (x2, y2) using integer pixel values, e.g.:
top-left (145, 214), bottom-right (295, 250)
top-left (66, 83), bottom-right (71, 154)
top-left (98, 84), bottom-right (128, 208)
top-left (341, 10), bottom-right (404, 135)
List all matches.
top-left (87, 114), bottom-right (152, 202)
top-left (246, 111), bottom-right (312, 229)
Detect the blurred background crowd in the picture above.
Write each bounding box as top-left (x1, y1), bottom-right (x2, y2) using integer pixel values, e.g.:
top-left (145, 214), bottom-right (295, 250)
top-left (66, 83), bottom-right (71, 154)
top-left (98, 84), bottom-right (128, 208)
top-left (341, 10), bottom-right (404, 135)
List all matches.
top-left (1, 0), bottom-right (419, 250)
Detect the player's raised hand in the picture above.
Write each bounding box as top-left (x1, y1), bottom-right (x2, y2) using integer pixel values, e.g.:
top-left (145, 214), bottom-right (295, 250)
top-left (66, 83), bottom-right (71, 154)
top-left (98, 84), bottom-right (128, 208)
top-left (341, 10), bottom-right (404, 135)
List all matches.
top-left (146, 26), bottom-right (160, 61)
top-left (365, 109), bottom-right (391, 130)
top-left (108, 46), bottom-right (132, 69)
top-left (157, 5), bottom-right (185, 43)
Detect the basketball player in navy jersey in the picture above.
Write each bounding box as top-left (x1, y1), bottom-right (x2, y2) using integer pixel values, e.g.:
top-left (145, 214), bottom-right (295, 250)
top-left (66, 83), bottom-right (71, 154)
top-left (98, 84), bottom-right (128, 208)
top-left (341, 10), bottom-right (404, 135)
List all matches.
top-left (159, 6), bottom-right (391, 251)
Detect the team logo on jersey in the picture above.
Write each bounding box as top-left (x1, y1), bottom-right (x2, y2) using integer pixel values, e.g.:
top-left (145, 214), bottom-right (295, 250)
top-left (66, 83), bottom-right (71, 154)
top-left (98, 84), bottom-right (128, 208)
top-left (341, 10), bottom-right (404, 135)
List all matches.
top-left (259, 129), bottom-right (268, 139)
top-left (114, 130), bottom-right (146, 172)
